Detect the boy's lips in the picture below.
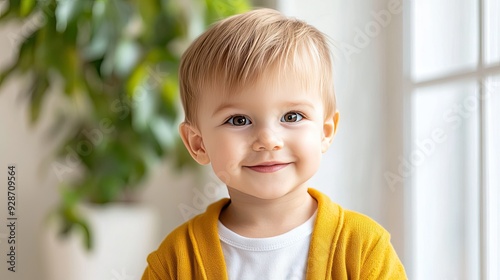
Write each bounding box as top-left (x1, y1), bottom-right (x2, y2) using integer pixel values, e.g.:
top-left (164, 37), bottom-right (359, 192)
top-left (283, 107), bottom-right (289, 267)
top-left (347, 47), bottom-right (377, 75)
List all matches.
top-left (244, 162), bottom-right (290, 173)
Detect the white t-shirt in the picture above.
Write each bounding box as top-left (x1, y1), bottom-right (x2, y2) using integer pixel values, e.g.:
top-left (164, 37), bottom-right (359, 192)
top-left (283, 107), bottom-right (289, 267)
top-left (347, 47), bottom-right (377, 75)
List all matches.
top-left (218, 211), bottom-right (317, 280)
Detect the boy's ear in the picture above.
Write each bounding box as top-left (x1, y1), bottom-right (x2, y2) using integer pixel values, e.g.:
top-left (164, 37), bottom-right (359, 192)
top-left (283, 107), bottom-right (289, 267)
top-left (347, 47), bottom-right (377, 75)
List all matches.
top-left (321, 111), bottom-right (340, 153)
top-left (179, 122), bottom-right (210, 165)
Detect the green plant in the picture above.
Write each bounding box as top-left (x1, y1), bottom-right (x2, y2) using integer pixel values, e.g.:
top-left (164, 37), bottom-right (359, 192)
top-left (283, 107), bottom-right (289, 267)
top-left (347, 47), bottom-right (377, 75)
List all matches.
top-left (0, 0), bottom-right (250, 249)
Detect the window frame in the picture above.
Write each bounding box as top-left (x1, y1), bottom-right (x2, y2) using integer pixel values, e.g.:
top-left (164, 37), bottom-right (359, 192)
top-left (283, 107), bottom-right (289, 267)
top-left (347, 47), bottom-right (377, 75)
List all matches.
top-left (404, 0), bottom-right (500, 278)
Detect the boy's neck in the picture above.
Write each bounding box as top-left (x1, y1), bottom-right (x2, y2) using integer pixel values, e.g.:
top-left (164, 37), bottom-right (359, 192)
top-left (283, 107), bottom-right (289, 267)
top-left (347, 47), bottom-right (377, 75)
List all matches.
top-left (219, 186), bottom-right (317, 238)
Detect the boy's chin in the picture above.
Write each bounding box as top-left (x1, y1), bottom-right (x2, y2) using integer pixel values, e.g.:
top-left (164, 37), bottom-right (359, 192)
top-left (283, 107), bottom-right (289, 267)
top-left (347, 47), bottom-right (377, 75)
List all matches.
top-left (227, 185), bottom-right (309, 201)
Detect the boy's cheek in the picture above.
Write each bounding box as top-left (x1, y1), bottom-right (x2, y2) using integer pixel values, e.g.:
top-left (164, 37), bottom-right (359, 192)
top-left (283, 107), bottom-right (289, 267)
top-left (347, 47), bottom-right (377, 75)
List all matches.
top-left (211, 159), bottom-right (239, 185)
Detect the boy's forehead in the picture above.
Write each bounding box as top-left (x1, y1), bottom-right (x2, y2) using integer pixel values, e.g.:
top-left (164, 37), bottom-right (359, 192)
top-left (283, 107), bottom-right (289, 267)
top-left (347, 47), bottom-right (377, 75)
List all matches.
top-left (210, 66), bottom-right (321, 97)
top-left (202, 77), bottom-right (322, 112)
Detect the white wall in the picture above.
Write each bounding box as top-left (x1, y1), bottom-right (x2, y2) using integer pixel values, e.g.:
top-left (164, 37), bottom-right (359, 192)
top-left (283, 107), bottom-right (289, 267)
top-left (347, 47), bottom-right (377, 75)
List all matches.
top-left (0, 22), bottom-right (59, 280)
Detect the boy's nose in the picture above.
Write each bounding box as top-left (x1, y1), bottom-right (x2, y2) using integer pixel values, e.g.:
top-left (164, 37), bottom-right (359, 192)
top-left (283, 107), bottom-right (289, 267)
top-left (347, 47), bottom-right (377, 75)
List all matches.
top-left (251, 128), bottom-right (284, 151)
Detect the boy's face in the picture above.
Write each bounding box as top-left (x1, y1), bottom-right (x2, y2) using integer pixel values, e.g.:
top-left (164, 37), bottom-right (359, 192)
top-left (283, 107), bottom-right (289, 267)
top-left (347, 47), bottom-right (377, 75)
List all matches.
top-left (180, 78), bottom-right (338, 200)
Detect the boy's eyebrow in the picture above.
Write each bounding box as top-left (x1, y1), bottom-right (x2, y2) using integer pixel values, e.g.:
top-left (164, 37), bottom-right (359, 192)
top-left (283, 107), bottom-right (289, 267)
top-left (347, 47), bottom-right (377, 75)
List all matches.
top-left (212, 103), bottom-right (237, 117)
top-left (283, 101), bottom-right (316, 110)
top-left (211, 100), bottom-right (317, 117)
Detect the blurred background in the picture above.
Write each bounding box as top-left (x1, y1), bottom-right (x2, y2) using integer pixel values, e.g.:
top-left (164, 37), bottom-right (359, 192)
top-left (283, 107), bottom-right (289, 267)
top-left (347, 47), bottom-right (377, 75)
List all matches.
top-left (0, 0), bottom-right (498, 279)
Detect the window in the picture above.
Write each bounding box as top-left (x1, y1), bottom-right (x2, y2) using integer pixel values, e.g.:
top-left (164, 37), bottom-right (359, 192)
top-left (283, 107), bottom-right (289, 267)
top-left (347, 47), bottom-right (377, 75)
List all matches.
top-left (407, 0), bottom-right (500, 279)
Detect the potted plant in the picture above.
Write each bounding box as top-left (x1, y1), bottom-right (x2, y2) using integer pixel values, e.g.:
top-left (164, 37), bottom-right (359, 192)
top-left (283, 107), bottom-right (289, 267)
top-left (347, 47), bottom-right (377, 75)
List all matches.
top-left (0, 0), bottom-right (250, 279)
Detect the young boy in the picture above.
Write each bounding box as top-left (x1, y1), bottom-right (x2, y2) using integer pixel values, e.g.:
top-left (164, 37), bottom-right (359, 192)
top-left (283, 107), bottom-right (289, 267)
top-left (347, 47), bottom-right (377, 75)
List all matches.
top-left (142, 8), bottom-right (406, 280)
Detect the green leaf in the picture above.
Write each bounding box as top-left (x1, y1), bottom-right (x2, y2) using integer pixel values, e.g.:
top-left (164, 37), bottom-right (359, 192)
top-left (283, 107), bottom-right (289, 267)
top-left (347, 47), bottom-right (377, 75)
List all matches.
top-left (20, 0), bottom-right (36, 17)
top-left (132, 0), bottom-right (161, 38)
top-left (55, 0), bottom-right (85, 32)
top-left (29, 75), bottom-right (50, 124)
top-left (74, 218), bottom-right (93, 250)
top-left (0, 1), bottom-right (22, 21)
top-left (130, 157), bottom-right (147, 186)
top-left (160, 73), bottom-right (178, 118)
top-left (60, 185), bottom-right (82, 207)
top-left (57, 195), bottom-right (93, 250)
top-left (125, 61), bottom-right (148, 98)
top-left (6, 32), bottom-right (37, 76)
top-left (205, 0), bottom-right (250, 24)
top-left (0, 1), bottom-right (13, 20)
top-left (96, 176), bottom-right (124, 203)
top-left (173, 136), bottom-right (198, 170)
top-left (60, 47), bottom-right (80, 95)
top-left (0, 64), bottom-right (16, 90)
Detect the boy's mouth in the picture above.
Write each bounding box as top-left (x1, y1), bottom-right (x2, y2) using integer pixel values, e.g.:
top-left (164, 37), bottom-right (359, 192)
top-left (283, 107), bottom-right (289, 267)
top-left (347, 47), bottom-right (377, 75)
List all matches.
top-left (245, 162), bottom-right (290, 173)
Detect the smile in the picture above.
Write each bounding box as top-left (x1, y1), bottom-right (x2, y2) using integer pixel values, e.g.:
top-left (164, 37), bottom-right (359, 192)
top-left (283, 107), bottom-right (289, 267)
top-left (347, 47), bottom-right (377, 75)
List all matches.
top-left (245, 162), bottom-right (290, 173)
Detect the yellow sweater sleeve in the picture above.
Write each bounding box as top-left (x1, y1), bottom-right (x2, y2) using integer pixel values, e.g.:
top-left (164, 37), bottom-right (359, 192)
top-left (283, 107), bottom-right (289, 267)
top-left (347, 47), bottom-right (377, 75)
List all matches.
top-left (142, 251), bottom-right (170, 280)
top-left (327, 208), bottom-right (407, 279)
top-left (141, 199), bottom-right (230, 280)
top-left (306, 188), bottom-right (406, 279)
top-left (360, 231), bottom-right (406, 279)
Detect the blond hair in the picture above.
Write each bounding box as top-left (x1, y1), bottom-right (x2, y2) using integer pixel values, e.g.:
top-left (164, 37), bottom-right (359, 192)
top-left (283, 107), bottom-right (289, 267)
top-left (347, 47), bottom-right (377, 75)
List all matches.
top-left (179, 8), bottom-right (336, 126)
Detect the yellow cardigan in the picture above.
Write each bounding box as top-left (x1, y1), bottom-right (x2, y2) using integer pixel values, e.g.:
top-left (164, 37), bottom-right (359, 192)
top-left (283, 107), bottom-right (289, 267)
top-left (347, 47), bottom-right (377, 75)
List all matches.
top-left (142, 189), bottom-right (407, 279)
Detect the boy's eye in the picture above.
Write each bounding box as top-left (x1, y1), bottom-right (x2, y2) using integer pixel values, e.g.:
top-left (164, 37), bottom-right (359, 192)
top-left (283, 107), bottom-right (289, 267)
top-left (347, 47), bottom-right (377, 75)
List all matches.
top-left (281, 112), bottom-right (303, 123)
top-left (226, 115), bottom-right (252, 126)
